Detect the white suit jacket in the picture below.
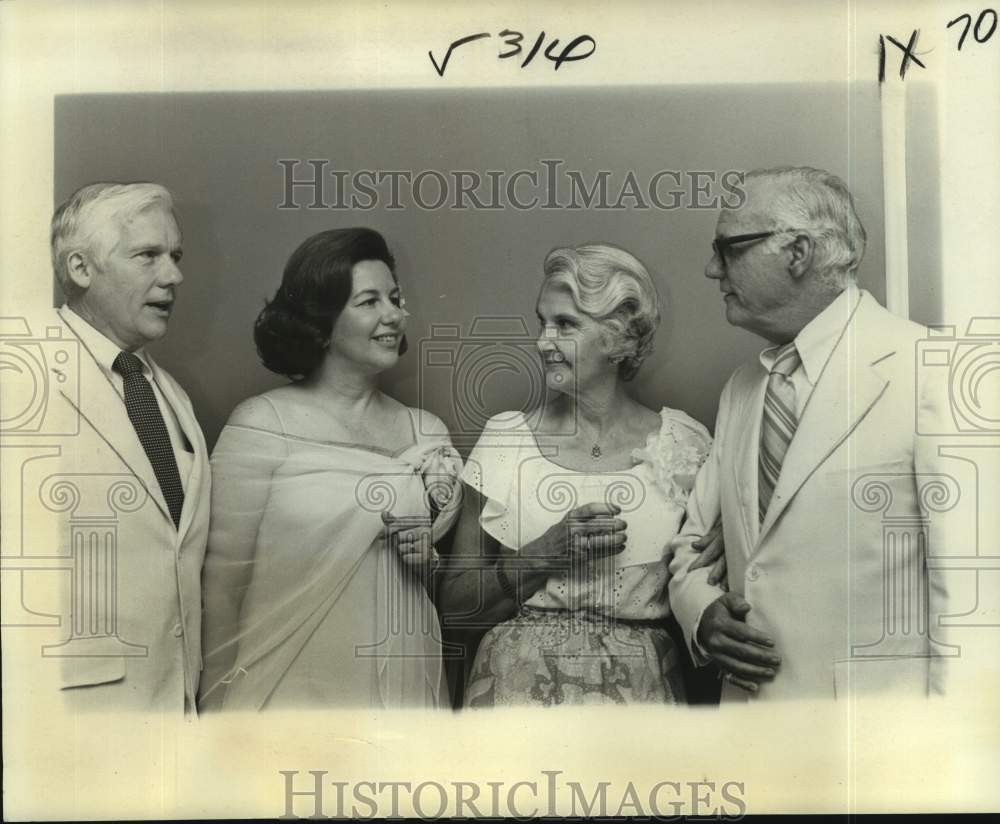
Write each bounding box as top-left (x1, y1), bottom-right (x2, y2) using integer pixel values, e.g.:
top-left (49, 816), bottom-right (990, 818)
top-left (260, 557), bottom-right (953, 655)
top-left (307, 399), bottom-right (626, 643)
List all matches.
top-left (44, 308), bottom-right (210, 712)
top-left (669, 290), bottom-right (959, 701)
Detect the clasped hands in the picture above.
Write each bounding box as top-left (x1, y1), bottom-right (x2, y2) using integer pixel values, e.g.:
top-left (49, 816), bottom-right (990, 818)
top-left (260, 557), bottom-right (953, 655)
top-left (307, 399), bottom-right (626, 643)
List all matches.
top-left (520, 502), bottom-right (628, 570)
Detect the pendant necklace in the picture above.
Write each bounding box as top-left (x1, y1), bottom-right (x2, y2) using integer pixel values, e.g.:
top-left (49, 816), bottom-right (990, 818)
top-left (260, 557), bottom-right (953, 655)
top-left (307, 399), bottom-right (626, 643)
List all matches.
top-left (588, 426), bottom-right (608, 460)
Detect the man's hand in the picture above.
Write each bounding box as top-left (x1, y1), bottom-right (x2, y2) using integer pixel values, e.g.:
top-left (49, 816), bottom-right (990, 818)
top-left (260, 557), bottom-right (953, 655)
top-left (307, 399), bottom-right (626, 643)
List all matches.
top-left (696, 592), bottom-right (780, 693)
top-left (688, 518), bottom-right (727, 587)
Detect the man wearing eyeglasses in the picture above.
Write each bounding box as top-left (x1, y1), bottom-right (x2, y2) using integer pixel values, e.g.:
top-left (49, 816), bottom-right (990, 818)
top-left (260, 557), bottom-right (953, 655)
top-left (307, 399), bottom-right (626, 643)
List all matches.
top-left (668, 166), bottom-right (958, 701)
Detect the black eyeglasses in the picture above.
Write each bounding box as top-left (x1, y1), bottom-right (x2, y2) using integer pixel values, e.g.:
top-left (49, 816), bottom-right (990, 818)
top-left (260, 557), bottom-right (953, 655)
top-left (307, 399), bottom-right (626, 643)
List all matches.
top-left (711, 231), bottom-right (778, 260)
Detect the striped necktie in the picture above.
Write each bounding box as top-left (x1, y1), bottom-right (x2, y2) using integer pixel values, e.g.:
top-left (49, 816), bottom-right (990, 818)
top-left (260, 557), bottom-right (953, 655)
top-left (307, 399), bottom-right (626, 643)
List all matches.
top-left (113, 351), bottom-right (185, 528)
top-left (758, 342), bottom-right (801, 524)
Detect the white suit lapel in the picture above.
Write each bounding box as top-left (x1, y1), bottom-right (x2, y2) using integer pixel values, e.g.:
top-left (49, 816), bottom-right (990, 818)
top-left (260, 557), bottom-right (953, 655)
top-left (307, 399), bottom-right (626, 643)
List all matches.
top-left (148, 355), bottom-right (205, 541)
top-left (55, 322), bottom-right (174, 528)
top-left (758, 293), bottom-right (892, 542)
top-left (732, 372), bottom-right (767, 555)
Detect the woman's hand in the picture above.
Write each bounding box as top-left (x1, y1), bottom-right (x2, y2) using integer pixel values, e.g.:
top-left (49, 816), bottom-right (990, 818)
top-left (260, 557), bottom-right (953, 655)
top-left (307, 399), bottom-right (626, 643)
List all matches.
top-left (688, 517), bottom-right (727, 587)
top-left (520, 502), bottom-right (627, 572)
top-left (381, 512), bottom-right (438, 572)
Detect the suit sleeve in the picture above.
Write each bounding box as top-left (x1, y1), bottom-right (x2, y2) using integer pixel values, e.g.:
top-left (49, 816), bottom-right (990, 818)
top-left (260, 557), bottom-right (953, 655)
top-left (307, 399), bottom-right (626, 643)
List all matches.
top-left (668, 377), bottom-right (732, 665)
top-left (915, 357), bottom-right (976, 696)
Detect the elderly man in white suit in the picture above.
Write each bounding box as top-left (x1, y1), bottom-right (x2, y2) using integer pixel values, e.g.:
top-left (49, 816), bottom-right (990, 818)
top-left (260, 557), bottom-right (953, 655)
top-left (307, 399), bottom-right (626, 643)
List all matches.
top-left (669, 167), bottom-right (958, 701)
top-left (45, 182), bottom-right (210, 712)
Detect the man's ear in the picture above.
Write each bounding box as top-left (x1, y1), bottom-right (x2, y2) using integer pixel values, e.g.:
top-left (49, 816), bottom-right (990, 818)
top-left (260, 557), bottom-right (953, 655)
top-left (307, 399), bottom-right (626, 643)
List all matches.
top-left (65, 250), bottom-right (93, 290)
top-left (786, 232), bottom-right (815, 280)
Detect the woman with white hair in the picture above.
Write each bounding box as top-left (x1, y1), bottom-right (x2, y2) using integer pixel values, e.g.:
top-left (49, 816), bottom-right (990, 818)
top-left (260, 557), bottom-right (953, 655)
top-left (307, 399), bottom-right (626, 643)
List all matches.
top-left (439, 242), bottom-right (712, 707)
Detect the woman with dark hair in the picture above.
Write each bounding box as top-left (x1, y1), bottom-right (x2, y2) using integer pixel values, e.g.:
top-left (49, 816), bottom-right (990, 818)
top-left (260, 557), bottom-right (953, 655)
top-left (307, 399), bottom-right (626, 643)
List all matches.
top-left (199, 228), bottom-right (462, 711)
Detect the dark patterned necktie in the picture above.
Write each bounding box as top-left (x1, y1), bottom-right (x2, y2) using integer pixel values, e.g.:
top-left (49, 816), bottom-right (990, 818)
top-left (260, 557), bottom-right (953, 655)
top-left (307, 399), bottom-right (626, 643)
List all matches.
top-left (113, 351), bottom-right (184, 528)
top-left (758, 342), bottom-right (801, 524)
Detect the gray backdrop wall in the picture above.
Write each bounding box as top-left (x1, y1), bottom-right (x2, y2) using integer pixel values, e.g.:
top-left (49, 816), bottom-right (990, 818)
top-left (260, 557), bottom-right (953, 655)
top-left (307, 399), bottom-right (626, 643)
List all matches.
top-left (54, 85), bottom-right (897, 451)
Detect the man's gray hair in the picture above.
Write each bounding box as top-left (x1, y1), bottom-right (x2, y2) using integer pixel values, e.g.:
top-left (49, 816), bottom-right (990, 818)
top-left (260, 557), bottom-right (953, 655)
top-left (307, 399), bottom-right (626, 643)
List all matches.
top-left (745, 166), bottom-right (867, 288)
top-left (51, 182), bottom-right (175, 297)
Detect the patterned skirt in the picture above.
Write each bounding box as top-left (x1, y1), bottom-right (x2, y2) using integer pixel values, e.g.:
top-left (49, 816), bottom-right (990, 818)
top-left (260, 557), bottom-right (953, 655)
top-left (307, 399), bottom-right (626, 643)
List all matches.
top-left (464, 606), bottom-right (684, 707)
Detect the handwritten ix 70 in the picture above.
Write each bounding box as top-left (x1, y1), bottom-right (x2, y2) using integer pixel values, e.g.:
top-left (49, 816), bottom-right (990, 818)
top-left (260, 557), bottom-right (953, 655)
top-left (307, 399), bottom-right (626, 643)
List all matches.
top-left (429, 30), bottom-right (596, 77)
top-left (879, 7), bottom-right (997, 80)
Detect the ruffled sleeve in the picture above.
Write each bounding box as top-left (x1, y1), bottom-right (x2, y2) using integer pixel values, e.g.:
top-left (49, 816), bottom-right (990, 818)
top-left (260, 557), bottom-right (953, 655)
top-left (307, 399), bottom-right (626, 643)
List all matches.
top-left (631, 407), bottom-right (713, 506)
top-left (460, 412), bottom-right (531, 549)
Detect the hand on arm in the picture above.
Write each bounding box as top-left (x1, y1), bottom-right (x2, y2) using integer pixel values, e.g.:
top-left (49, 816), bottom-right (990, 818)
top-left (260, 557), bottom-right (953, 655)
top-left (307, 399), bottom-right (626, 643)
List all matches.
top-left (688, 517), bottom-right (728, 587)
top-left (668, 446), bottom-right (732, 663)
top-left (668, 377), bottom-right (748, 665)
top-left (696, 592), bottom-right (781, 693)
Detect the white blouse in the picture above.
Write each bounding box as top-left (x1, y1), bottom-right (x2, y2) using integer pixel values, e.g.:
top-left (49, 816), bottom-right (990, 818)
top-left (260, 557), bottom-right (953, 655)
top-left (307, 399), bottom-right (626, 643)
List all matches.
top-left (461, 407), bottom-right (712, 620)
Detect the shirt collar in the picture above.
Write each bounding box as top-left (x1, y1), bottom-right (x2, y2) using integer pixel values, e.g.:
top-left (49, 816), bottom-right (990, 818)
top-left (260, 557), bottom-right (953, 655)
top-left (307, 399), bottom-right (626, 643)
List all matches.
top-left (758, 283), bottom-right (860, 385)
top-left (60, 305), bottom-right (153, 381)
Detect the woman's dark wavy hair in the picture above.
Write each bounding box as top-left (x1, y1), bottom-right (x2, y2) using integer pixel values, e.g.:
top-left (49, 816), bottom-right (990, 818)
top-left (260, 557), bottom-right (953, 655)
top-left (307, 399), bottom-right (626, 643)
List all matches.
top-left (254, 227), bottom-right (407, 378)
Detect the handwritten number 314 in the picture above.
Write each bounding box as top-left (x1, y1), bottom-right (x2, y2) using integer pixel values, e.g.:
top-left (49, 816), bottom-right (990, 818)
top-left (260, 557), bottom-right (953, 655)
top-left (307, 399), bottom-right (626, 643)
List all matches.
top-left (429, 30), bottom-right (597, 77)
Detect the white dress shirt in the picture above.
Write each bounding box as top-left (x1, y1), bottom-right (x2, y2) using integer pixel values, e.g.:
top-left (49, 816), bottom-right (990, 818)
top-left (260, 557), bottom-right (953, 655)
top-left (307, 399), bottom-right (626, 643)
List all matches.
top-left (60, 305), bottom-right (193, 492)
top-left (757, 283), bottom-right (862, 416)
